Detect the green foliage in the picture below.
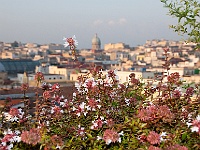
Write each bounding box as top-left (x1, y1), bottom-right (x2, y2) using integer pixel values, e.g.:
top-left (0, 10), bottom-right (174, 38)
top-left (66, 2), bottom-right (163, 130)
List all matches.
top-left (161, 0), bottom-right (200, 48)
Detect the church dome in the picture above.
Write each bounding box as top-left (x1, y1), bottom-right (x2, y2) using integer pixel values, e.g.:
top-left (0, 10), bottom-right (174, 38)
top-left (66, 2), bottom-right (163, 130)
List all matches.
top-left (92, 34), bottom-right (101, 45)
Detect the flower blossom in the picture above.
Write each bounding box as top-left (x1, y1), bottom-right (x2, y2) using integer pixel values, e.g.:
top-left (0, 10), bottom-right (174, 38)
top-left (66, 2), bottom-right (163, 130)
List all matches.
top-left (63, 35), bottom-right (78, 48)
top-left (87, 98), bottom-right (101, 111)
top-left (51, 106), bottom-right (63, 115)
top-left (167, 72), bottom-right (180, 85)
top-left (165, 144), bottom-right (188, 150)
top-left (147, 131), bottom-right (161, 145)
top-left (35, 72), bottom-right (44, 82)
top-left (187, 114), bottom-right (200, 134)
top-left (77, 125), bottom-right (85, 137)
top-left (148, 145), bottom-right (161, 150)
top-left (73, 102), bottom-right (88, 117)
top-left (21, 128), bottom-right (41, 146)
top-left (91, 117), bottom-right (104, 130)
top-left (1, 129), bottom-right (21, 150)
top-left (102, 129), bottom-right (123, 145)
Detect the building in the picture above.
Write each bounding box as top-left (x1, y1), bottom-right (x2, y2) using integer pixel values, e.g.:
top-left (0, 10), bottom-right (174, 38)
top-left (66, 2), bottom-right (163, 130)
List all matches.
top-left (104, 43), bottom-right (129, 51)
top-left (92, 34), bottom-right (101, 51)
top-left (0, 59), bottom-right (40, 76)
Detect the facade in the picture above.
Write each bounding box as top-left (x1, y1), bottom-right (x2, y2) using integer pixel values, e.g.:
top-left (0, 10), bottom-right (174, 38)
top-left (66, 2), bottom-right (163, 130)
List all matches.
top-left (1, 51), bottom-right (21, 59)
top-left (110, 51), bottom-right (130, 61)
top-left (104, 43), bottom-right (129, 51)
top-left (0, 72), bottom-right (7, 84)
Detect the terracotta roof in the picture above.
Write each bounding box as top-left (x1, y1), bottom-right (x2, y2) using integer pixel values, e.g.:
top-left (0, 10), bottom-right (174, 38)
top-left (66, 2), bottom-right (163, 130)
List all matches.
top-left (0, 85), bottom-right (76, 109)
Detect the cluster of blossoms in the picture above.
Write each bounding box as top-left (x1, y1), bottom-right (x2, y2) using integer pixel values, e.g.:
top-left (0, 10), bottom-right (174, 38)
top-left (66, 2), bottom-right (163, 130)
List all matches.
top-left (97, 129), bottom-right (124, 145)
top-left (137, 104), bottom-right (174, 123)
top-left (0, 129), bottom-right (21, 150)
top-left (0, 36), bottom-right (200, 149)
top-left (21, 128), bottom-right (41, 146)
top-left (3, 108), bottom-right (24, 122)
top-left (63, 35), bottom-right (78, 59)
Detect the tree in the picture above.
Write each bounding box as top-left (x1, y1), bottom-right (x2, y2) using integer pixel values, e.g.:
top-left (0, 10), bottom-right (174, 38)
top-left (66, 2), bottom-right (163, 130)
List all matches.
top-left (161, 0), bottom-right (200, 47)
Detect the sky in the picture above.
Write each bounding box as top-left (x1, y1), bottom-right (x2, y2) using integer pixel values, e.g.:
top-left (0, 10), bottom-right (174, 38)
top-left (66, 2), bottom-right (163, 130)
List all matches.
top-left (0, 0), bottom-right (183, 49)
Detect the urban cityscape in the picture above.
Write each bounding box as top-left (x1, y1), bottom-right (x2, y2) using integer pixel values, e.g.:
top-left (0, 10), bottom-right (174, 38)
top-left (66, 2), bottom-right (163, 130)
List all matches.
top-left (0, 34), bottom-right (199, 107)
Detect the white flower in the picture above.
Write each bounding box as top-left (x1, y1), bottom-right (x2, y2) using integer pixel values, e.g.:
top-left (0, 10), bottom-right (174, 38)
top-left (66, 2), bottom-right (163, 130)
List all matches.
top-left (3, 129), bottom-right (12, 135)
top-left (100, 116), bottom-right (104, 120)
top-left (73, 92), bottom-right (76, 97)
top-left (106, 139), bottom-right (112, 145)
top-left (14, 130), bottom-right (21, 135)
top-left (56, 145), bottom-right (61, 149)
top-left (10, 136), bottom-right (21, 143)
top-left (118, 137), bottom-right (121, 143)
top-left (160, 132), bottom-right (167, 141)
top-left (79, 102), bottom-right (86, 109)
top-left (1, 142), bottom-right (6, 146)
top-left (196, 115), bottom-right (200, 121)
top-left (3, 112), bottom-right (11, 121)
top-left (97, 105), bottom-right (101, 109)
top-left (119, 131), bottom-right (124, 136)
top-left (160, 132), bottom-right (167, 137)
top-left (186, 122), bottom-right (192, 127)
top-left (72, 106), bottom-right (76, 111)
top-left (77, 112), bottom-right (81, 117)
top-left (60, 102), bottom-right (65, 107)
top-left (83, 111), bottom-right (88, 116)
top-left (97, 136), bottom-right (102, 140)
top-left (9, 116), bottom-right (19, 122)
top-left (191, 126), bottom-right (199, 132)
top-left (7, 143), bottom-right (13, 150)
top-left (125, 98), bottom-right (130, 106)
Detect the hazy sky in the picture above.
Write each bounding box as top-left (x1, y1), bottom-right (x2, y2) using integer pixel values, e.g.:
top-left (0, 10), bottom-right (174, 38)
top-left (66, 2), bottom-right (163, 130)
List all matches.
top-left (0, 0), bottom-right (183, 49)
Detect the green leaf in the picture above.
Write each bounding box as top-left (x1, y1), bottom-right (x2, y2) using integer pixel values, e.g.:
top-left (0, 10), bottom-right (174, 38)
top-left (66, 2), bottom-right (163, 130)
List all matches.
top-left (182, 132), bottom-right (187, 141)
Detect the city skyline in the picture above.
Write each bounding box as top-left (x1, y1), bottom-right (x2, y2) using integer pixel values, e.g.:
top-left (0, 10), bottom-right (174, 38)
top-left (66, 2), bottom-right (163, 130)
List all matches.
top-left (0, 0), bottom-right (184, 49)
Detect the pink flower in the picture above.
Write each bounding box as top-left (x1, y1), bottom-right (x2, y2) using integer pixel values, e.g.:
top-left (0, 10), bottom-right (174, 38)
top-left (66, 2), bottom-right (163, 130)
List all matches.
top-left (87, 98), bottom-right (100, 111)
top-left (172, 89), bottom-right (181, 99)
top-left (166, 144), bottom-right (188, 150)
top-left (147, 131), bottom-right (160, 145)
top-left (43, 91), bottom-right (51, 99)
top-left (21, 128), bottom-right (41, 146)
top-left (50, 135), bottom-right (63, 147)
top-left (103, 129), bottom-right (122, 145)
top-left (157, 105), bottom-right (174, 123)
top-left (184, 87), bottom-right (194, 97)
top-left (148, 145), bottom-right (161, 150)
top-left (9, 108), bottom-right (19, 117)
top-left (190, 115), bottom-right (200, 134)
top-left (1, 134), bottom-right (15, 143)
top-left (75, 102), bottom-right (87, 117)
top-left (167, 72), bottom-right (180, 85)
top-left (91, 118), bottom-right (104, 130)
top-left (51, 106), bottom-right (63, 115)
top-left (105, 118), bottom-right (115, 127)
top-left (51, 83), bottom-right (60, 92)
